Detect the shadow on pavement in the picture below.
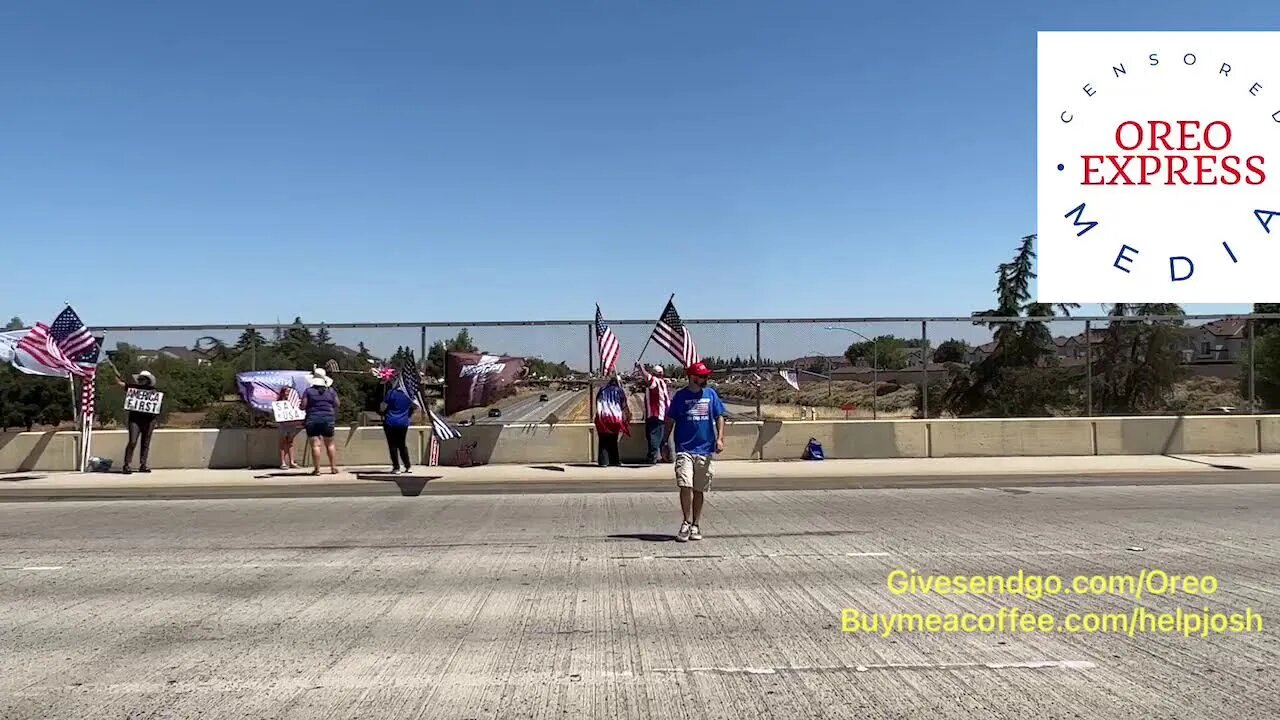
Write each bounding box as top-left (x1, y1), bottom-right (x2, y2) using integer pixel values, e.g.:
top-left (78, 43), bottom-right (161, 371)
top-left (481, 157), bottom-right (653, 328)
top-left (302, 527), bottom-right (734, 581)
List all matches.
top-left (1169, 456), bottom-right (1250, 471)
top-left (0, 475), bottom-right (46, 483)
top-left (354, 471), bottom-right (441, 497)
top-left (608, 533), bottom-right (678, 542)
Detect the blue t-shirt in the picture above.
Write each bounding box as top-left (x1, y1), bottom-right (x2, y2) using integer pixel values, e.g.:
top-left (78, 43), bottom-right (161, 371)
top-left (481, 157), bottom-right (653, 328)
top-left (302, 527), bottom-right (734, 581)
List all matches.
top-left (666, 386), bottom-right (726, 456)
top-left (383, 387), bottom-right (414, 428)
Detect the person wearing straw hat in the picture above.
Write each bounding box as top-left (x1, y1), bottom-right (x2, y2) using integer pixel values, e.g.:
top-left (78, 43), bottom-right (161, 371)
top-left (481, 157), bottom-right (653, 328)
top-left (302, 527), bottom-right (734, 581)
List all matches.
top-left (114, 368), bottom-right (159, 474)
top-left (299, 367), bottom-right (340, 475)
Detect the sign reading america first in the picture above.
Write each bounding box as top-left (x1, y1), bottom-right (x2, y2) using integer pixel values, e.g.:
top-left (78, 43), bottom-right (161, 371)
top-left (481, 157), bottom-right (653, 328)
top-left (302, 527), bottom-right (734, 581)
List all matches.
top-left (124, 388), bottom-right (164, 415)
top-left (1037, 32), bottom-right (1280, 303)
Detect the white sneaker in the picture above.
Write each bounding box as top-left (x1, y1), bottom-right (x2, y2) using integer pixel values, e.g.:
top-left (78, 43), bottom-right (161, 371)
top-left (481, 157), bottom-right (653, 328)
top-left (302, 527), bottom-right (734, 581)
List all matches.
top-left (676, 521), bottom-right (692, 542)
top-left (689, 525), bottom-right (702, 541)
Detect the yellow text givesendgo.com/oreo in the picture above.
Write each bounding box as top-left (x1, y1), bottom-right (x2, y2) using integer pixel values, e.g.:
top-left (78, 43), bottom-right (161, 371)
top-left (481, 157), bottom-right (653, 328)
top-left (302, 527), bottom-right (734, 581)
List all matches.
top-left (885, 568), bottom-right (1218, 601)
top-left (840, 606), bottom-right (1263, 638)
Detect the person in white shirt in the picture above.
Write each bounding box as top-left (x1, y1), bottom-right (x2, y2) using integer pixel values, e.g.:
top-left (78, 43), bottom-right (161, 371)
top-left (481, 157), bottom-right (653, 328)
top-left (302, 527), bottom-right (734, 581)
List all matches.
top-left (635, 362), bottom-right (672, 464)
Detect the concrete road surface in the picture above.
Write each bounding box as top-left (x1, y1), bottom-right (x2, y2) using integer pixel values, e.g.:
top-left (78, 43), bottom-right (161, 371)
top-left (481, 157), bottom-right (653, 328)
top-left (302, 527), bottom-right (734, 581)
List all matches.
top-left (474, 390), bottom-right (580, 424)
top-left (3, 484), bottom-right (1279, 718)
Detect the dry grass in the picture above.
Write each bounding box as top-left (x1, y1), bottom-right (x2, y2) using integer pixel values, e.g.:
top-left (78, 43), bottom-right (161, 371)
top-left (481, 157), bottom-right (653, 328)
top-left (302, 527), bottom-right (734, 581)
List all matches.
top-left (718, 379), bottom-right (918, 415)
top-left (1168, 376), bottom-right (1245, 413)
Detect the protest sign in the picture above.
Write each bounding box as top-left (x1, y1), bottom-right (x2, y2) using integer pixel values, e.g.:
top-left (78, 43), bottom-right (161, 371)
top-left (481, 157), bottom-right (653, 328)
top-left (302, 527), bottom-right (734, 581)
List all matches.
top-left (272, 400), bottom-right (306, 423)
top-left (124, 388), bottom-right (164, 415)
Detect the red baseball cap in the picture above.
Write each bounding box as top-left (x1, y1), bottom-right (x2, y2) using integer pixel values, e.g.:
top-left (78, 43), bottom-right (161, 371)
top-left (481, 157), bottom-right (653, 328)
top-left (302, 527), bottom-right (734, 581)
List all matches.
top-left (686, 361), bottom-right (713, 377)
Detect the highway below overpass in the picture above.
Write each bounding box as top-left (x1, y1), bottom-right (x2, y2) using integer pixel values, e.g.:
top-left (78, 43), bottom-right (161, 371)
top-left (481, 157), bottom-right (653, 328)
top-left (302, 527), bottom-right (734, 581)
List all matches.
top-left (4, 481), bottom-right (1277, 718)
top-left (472, 389), bottom-right (582, 424)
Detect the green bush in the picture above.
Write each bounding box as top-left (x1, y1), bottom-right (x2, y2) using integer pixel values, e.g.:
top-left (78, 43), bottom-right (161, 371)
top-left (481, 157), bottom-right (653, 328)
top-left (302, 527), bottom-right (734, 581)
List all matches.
top-left (202, 403), bottom-right (252, 429)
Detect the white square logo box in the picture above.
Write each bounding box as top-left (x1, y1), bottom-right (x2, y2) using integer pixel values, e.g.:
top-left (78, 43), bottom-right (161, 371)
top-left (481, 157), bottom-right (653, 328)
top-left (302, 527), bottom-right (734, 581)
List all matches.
top-left (1037, 32), bottom-right (1280, 304)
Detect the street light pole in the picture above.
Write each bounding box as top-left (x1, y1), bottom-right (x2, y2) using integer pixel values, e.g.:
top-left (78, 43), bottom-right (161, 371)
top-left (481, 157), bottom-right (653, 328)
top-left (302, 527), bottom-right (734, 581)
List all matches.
top-left (806, 349), bottom-right (833, 403)
top-left (824, 326), bottom-right (877, 419)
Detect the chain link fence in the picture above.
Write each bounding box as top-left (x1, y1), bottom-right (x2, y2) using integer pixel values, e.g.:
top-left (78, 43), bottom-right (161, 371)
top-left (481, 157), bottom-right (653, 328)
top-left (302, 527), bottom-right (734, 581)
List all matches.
top-left (84, 313), bottom-right (1271, 428)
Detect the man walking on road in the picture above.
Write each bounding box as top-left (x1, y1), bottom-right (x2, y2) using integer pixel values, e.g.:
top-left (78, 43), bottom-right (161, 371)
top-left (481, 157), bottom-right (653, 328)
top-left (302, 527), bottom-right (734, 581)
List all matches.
top-left (635, 362), bottom-right (671, 464)
top-left (663, 361), bottom-right (726, 542)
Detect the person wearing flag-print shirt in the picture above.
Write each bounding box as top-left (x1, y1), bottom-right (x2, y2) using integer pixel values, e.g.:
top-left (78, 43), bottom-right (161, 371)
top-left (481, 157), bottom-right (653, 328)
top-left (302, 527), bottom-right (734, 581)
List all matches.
top-left (634, 362), bottom-right (672, 464)
top-left (662, 361), bottom-right (726, 542)
top-left (593, 374), bottom-right (632, 467)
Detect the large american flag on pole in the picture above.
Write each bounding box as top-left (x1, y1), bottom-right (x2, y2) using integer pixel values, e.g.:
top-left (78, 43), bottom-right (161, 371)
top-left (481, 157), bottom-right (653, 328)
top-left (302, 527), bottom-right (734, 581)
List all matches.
top-left (650, 297), bottom-right (699, 367)
top-left (595, 304), bottom-right (620, 374)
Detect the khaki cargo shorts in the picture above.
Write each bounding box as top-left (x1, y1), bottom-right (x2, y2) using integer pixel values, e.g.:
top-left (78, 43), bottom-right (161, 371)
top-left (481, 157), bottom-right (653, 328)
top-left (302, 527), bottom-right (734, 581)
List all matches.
top-left (675, 452), bottom-right (714, 491)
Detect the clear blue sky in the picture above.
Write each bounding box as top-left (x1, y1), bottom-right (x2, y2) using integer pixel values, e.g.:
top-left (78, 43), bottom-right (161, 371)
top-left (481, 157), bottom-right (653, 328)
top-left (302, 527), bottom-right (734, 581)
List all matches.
top-left (2, 1), bottom-right (1268, 361)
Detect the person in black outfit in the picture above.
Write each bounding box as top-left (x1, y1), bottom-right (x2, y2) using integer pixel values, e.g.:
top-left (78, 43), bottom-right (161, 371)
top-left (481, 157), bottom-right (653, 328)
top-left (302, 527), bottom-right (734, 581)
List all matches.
top-left (115, 369), bottom-right (159, 474)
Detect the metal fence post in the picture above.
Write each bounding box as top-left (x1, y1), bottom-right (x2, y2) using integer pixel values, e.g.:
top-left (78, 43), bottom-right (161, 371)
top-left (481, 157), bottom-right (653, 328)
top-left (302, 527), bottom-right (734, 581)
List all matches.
top-left (755, 322), bottom-right (762, 421)
top-left (1085, 319), bottom-right (1093, 416)
top-left (1249, 318), bottom-right (1256, 414)
top-left (920, 320), bottom-right (929, 419)
top-left (587, 323), bottom-right (596, 464)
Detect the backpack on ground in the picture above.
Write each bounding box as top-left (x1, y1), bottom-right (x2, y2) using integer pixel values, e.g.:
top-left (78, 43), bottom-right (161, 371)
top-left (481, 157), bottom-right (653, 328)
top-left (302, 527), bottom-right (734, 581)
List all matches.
top-left (803, 438), bottom-right (825, 461)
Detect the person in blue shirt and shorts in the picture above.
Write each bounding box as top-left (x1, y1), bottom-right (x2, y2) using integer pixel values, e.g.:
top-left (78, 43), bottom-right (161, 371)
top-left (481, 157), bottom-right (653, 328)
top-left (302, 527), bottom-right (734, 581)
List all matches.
top-left (662, 361), bottom-right (726, 542)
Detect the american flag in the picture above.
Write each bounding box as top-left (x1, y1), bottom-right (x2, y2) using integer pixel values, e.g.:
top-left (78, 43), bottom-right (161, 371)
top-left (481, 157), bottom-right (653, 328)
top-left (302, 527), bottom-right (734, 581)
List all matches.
top-left (650, 298), bottom-right (699, 367)
top-left (595, 304), bottom-right (620, 374)
top-left (18, 307), bottom-right (100, 413)
top-left (17, 323), bottom-right (77, 375)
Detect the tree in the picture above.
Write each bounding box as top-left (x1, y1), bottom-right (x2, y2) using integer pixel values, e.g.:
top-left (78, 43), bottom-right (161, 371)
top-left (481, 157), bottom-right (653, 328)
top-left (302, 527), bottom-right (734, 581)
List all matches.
top-left (933, 339), bottom-right (971, 364)
top-left (389, 346), bottom-right (415, 369)
top-left (194, 336), bottom-right (231, 362)
top-left (425, 330), bottom-right (479, 376)
top-left (356, 342), bottom-right (372, 365)
top-left (0, 365), bottom-right (73, 431)
top-left (1092, 304), bottom-right (1187, 414)
top-left (4, 317), bottom-right (23, 331)
top-left (1252, 303), bottom-right (1280, 336)
top-left (278, 317), bottom-right (318, 368)
top-left (315, 326), bottom-right (334, 350)
top-left (843, 336), bottom-right (908, 370)
top-left (1247, 329), bottom-right (1280, 409)
top-left (234, 328), bottom-right (267, 354)
top-left (526, 357), bottom-right (571, 378)
top-left (943, 234), bottom-right (1080, 417)
top-left (448, 329), bottom-right (477, 352)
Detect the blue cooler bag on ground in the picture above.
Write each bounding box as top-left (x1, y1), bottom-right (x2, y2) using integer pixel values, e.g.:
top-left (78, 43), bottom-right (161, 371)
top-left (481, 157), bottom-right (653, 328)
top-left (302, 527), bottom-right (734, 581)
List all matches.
top-left (803, 438), bottom-right (825, 461)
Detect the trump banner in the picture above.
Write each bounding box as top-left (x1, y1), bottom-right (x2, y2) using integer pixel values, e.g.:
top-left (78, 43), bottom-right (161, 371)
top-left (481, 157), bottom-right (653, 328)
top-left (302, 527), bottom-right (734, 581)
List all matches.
top-left (444, 351), bottom-right (526, 415)
top-left (235, 371), bottom-right (312, 413)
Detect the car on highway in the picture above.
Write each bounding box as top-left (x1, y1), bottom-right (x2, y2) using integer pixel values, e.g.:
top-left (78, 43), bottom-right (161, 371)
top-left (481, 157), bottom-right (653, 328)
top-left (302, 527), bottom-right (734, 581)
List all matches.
top-left (539, 393), bottom-right (549, 401)
top-left (488, 408), bottom-right (502, 418)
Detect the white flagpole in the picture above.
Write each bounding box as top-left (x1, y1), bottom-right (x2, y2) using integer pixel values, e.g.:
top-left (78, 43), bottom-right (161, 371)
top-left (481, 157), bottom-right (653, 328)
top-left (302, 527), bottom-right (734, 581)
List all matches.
top-left (82, 395), bottom-right (93, 472)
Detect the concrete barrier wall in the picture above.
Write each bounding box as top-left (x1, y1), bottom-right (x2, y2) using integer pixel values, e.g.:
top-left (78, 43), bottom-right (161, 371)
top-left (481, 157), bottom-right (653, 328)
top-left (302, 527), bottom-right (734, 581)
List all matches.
top-left (0, 431), bottom-right (79, 472)
top-left (929, 418), bottom-right (1095, 457)
top-left (2, 415), bottom-right (1276, 472)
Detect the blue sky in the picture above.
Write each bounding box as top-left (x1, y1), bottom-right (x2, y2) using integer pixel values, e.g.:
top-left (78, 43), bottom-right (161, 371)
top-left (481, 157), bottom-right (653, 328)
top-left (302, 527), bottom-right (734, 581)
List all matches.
top-left (2, 1), bottom-right (1269, 363)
